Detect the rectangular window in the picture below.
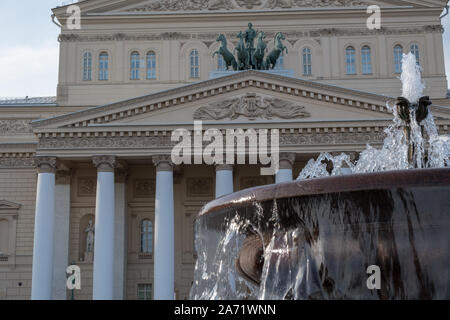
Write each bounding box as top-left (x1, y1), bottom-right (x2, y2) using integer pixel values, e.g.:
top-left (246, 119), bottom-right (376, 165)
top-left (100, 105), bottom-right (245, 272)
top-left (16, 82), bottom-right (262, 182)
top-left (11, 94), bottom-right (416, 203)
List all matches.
top-left (361, 47), bottom-right (372, 75)
top-left (147, 53), bottom-right (157, 79)
top-left (137, 284), bottom-right (153, 300)
top-left (302, 48), bottom-right (312, 76)
top-left (99, 53), bottom-right (109, 81)
top-left (346, 47), bottom-right (356, 75)
top-left (83, 53), bottom-right (92, 81)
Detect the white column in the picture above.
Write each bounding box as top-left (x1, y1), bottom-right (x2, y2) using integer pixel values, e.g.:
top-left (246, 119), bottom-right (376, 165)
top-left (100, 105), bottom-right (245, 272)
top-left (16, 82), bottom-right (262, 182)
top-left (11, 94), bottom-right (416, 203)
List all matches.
top-left (31, 157), bottom-right (57, 300)
top-left (215, 164), bottom-right (234, 198)
top-left (153, 155), bottom-right (175, 300)
top-left (275, 153), bottom-right (296, 184)
top-left (52, 170), bottom-right (71, 300)
top-left (114, 169), bottom-right (127, 300)
top-left (92, 156), bottom-right (116, 300)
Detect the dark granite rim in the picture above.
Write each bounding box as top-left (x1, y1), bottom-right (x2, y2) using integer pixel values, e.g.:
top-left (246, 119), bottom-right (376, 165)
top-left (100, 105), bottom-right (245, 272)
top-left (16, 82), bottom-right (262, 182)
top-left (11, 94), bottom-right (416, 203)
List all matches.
top-left (199, 168), bottom-right (450, 218)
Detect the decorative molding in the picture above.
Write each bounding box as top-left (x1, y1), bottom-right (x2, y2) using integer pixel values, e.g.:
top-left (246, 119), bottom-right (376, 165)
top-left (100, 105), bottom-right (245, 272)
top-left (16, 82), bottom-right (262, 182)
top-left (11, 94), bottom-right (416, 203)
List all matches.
top-left (279, 152), bottom-right (296, 169)
top-left (92, 155), bottom-right (116, 172)
top-left (193, 93), bottom-right (310, 120)
top-left (0, 120), bottom-right (33, 135)
top-left (57, 25), bottom-right (444, 43)
top-left (0, 156), bottom-right (35, 169)
top-left (186, 178), bottom-right (214, 197)
top-left (35, 156), bottom-right (57, 173)
top-left (152, 155), bottom-right (174, 171)
top-left (77, 177), bottom-right (97, 197)
top-left (0, 200), bottom-right (21, 212)
top-left (134, 179), bottom-right (156, 198)
top-left (32, 70), bottom-right (394, 129)
top-left (36, 131), bottom-right (387, 153)
top-left (125, 0), bottom-right (370, 12)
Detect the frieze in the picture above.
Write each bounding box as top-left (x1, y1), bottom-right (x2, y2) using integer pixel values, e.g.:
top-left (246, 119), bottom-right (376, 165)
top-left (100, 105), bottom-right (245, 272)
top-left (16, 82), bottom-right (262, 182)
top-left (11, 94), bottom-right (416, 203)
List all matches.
top-left (77, 177), bottom-right (97, 197)
top-left (0, 157), bottom-right (35, 169)
top-left (125, 0), bottom-right (367, 12)
top-left (37, 131), bottom-right (386, 151)
top-left (57, 25), bottom-right (444, 42)
top-left (186, 178), bottom-right (214, 197)
top-left (0, 120), bottom-right (33, 135)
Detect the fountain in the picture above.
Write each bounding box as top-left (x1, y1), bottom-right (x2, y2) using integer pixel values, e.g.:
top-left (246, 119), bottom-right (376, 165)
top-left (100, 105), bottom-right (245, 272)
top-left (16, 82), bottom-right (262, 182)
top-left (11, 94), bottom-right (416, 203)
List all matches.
top-left (190, 54), bottom-right (450, 300)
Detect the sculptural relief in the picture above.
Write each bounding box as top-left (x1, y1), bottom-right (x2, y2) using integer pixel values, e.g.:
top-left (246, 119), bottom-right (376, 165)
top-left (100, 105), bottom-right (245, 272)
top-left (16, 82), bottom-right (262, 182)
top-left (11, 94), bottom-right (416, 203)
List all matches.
top-left (126, 0), bottom-right (367, 12)
top-left (193, 93), bottom-right (311, 120)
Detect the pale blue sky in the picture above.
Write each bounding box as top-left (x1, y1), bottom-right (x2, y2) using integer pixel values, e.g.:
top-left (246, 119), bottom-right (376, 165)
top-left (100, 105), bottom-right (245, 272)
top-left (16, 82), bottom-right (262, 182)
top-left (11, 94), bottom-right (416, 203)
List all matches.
top-left (0, 0), bottom-right (449, 97)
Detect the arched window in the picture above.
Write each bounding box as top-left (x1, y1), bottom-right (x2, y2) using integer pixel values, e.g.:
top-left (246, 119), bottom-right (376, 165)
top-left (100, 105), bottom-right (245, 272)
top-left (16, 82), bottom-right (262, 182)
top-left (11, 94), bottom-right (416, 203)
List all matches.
top-left (140, 219), bottom-right (153, 254)
top-left (346, 46), bottom-right (356, 75)
top-left (190, 49), bottom-right (200, 78)
top-left (217, 55), bottom-right (226, 71)
top-left (99, 52), bottom-right (109, 81)
top-left (302, 47), bottom-right (312, 76)
top-left (147, 51), bottom-right (156, 80)
top-left (130, 51), bottom-right (140, 80)
top-left (275, 55), bottom-right (284, 70)
top-left (394, 45), bottom-right (403, 73)
top-left (361, 46), bottom-right (372, 75)
top-left (410, 43), bottom-right (420, 65)
top-left (83, 52), bottom-right (92, 81)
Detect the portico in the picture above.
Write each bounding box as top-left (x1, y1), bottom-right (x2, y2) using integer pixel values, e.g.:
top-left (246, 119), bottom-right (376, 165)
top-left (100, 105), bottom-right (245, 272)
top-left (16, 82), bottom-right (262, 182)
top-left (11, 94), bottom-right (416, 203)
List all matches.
top-left (27, 71), bottom-right (450, 300)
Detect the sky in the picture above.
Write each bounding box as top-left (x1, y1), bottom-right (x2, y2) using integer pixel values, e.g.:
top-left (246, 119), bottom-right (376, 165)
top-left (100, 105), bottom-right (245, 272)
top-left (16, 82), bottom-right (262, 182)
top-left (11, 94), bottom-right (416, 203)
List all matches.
top-left (0, 0), bottom-right (449, 98)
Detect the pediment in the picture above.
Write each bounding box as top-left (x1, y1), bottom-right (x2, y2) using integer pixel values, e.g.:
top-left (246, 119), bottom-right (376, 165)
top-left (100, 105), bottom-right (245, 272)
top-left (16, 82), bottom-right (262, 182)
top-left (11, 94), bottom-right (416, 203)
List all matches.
top-left (0, 200), bottom-right (21, 211)
top-left (52, 0), bottom-right (447, 16)
top-left (113, 91), bottom-right (392, 125)
top-left (32, 71), bottom-right (402, 132)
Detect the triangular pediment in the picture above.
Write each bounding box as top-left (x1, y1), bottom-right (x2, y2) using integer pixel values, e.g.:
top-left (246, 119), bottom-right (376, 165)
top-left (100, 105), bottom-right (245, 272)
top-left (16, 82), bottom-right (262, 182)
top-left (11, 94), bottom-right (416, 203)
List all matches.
top-left (32, 70), bottom-right (450, 132)
top-left (52, 0), bottom-right (448, 16)
top-left (0, 200), bottom-right (21, 211)
top-left (32, 71), bottom-right (402, 131)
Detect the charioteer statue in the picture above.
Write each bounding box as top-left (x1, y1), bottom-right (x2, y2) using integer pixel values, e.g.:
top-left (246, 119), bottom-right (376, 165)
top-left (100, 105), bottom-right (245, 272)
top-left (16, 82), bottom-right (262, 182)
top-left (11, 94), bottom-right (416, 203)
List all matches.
top-left (213, 23), bottom-right (288, 71)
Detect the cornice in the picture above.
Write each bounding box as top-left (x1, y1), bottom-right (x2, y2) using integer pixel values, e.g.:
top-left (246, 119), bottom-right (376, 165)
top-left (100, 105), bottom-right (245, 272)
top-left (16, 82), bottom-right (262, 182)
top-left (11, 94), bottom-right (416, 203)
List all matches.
top-left (58, 25), bottom-right (444, 43)
top-left (53, 0), bottom-right (448, 17)
top-left (32, 70), bottom-right (395, 130)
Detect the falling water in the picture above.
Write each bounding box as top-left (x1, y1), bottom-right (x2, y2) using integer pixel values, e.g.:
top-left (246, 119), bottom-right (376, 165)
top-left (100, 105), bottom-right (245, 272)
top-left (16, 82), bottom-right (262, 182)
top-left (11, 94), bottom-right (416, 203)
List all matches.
top-left (297, 53), bottom-right (449, 178)
top-left (190, 53), bottom-right (450, 300)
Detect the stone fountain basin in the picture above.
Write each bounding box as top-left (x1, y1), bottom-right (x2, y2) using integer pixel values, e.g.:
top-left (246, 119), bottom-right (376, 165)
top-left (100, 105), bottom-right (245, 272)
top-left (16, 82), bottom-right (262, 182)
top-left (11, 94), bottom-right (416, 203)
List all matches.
top-left (195, 168), bottom-right (450, 300)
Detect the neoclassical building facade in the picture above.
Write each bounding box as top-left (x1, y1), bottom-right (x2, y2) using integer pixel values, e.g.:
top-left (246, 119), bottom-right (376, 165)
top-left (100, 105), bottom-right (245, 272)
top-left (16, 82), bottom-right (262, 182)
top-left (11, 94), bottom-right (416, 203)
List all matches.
top-left (0, 0), bottom-right (450, 300)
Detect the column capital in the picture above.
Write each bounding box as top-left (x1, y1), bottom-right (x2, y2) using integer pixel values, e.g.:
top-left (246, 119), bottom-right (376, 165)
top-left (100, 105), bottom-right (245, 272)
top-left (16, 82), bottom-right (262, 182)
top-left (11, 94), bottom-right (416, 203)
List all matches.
top-left (55, 169), bottom-right (72, 185)
top-left (216, 164), bottom-right (233, 171)
top-left (93, 155), bottom-right (116, 172)
top-left (152, 155), bottom-right (173, 172)
top-left (34, 156), bottom-right (57, 174)
top-left (115, 161), bottom-right (129, 183)
top-left (279, 152), bottom-right (296, 170)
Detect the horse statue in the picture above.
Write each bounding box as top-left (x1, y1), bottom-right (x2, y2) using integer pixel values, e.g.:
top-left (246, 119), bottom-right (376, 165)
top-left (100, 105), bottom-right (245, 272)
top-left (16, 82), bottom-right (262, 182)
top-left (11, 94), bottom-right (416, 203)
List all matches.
top-left (235, 31), bottom-right (249, 70)
top-left (253, 31), bottom-right (267, 70)
top-left (265, 32), bottom-right (288, 70)
top-left (213, 34), bottom-right (238, 71)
